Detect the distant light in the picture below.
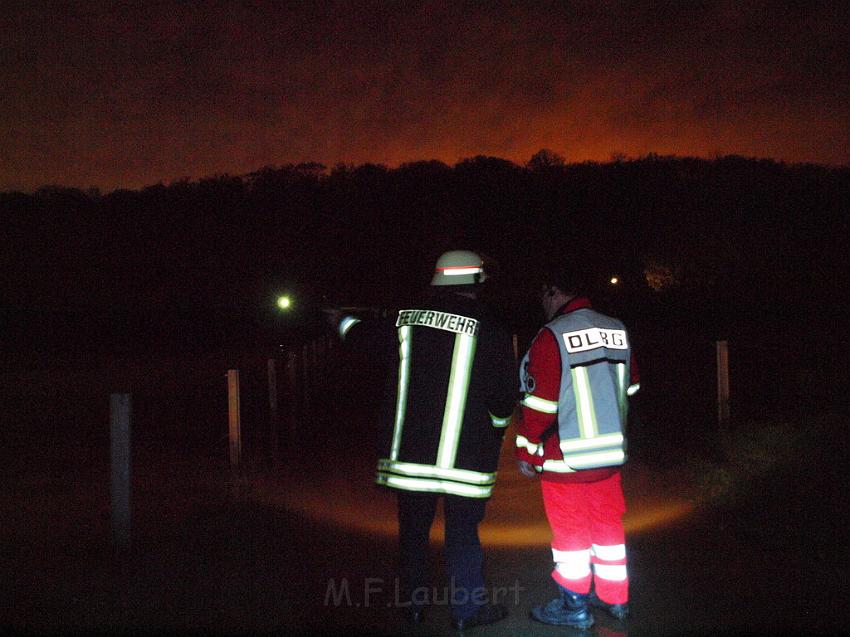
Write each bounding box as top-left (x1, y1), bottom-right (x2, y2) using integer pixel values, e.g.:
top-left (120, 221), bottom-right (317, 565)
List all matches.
top-left (276, 295), bottom-right (292, 310)
top-left (610, 276), bottom-right (620, 285)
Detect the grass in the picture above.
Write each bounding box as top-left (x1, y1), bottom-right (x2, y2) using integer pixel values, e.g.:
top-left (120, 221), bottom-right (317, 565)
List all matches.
top-left (677, 409), bottom-right (850, 576)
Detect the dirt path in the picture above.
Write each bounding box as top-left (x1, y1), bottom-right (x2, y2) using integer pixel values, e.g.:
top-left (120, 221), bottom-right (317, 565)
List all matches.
top-left (1, 429), bottom-right (842, 636)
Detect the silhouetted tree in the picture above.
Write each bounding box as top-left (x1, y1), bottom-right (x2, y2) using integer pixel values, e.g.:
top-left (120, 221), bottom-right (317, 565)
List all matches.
top-left (527, 148), bottom-right (566, 170)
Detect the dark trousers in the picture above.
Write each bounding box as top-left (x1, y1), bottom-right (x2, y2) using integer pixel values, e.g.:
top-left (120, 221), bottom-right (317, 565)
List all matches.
top-left (397, 491), bottom-right (488, 620)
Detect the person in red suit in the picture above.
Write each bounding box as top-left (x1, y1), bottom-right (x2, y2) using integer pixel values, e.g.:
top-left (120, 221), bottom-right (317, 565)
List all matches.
top-left (516, 266), bottom-right (640, 629)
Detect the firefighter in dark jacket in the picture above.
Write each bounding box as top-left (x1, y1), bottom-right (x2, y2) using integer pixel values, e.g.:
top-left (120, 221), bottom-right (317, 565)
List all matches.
top-left (336, 250), bottom-right (517, 630)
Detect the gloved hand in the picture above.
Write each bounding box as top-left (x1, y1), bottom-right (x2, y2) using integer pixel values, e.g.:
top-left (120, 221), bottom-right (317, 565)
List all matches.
top-left (321, 308), bottom-right (343, 330)
top-left (516, 459), bottom-right (539, 478)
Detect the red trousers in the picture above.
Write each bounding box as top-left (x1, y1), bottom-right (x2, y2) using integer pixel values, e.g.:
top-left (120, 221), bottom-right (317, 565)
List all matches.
top-left (540, 472), bottom-right (628, 604)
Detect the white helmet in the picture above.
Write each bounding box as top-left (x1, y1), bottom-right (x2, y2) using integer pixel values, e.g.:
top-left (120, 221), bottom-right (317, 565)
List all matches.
top-left (430, 250), bottom-right (488, 286)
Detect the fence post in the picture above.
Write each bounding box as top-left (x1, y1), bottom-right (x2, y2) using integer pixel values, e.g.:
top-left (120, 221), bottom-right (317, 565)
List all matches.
top-left (268, 358), bottom-right (279, 464)
top-left (716, 340), bottom-right (730, 448)
top-left (110, 393), bottom-right (132, 554)
top-left (310, 339), bottom-right (319, 411)
top-left (286, 350), bottom-right (298, 443)
top-left (227, 370), bottom-right (242, 474)
top-left (302, 341), bottom-right (318, 417)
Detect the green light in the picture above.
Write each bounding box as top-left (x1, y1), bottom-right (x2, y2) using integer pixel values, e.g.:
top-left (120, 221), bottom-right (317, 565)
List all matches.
top-left (277, 295), bottom-right (292, 310)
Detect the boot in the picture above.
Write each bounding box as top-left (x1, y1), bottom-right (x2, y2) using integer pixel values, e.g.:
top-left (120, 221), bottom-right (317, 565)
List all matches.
top-left (588, 589), bottom-right (629, 620)
top-left (530, 586), bottom-right (594, 629)
top-left (451, 603), bottom-right (508, 630)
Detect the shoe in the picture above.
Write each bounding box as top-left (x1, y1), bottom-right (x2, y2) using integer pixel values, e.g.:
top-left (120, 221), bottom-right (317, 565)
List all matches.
top-left (588, 590), bottom-right (629, 620)
top-left (404, 606), bottom-right (426, 624)
top-left (451, 603), bottom-right (508, 630)
top-left (530, 587), bottom-right (594, 629)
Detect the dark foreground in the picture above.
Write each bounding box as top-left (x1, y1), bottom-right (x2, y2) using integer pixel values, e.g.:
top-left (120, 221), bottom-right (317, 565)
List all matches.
top-left (2, 408), bottom-right (849, 637)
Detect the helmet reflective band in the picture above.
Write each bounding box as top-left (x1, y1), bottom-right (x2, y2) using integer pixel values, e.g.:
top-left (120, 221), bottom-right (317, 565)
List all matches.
top-left (431, 250), bottom-right (487, 286)
top-left (439, 266), bottom-right (483, 276)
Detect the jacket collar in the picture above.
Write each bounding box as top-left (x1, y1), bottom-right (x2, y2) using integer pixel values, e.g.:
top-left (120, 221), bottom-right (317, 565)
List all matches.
top-left (556, 296), bottom-right (593, 316)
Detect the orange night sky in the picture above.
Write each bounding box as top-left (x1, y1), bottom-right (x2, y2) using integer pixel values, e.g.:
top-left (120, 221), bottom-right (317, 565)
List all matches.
top-left (2, 0), bottom-right (848, 192)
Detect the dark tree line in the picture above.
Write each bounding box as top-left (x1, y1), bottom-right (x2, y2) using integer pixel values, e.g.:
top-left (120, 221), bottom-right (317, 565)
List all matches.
top-left (2, 152), bottom-right (848, 358)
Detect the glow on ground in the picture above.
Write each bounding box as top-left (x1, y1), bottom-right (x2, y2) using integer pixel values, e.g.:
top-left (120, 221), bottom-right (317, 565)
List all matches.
top-left (252, 442), bottom-right (694, 546)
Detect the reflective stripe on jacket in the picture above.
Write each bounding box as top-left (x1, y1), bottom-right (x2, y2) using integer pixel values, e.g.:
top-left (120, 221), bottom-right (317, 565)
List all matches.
top-left (346, 291), bottom-right (517, 498)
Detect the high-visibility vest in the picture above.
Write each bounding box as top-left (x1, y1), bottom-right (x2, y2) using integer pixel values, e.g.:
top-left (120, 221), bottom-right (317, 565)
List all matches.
top-left (520, 308), bottom-right (637, 471)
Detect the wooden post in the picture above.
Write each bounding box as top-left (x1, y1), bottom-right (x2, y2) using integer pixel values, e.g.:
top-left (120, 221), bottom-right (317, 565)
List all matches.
top-left (110, 393), bottom-right (132, 553)
top-left (716, 340), bottom-right (730, 445)
top-left (267, 358), bottom-right (279, 464)
top-left (302, 342), bottom-right (314, 416)
top-left (286, 351), bottom-right (298, 441)
top-left (512, 334), bottom-right (519, 361)
top-left (227, 370), bottom-right (242, 473)
top-left (310, 339), bottom-right (319, 407)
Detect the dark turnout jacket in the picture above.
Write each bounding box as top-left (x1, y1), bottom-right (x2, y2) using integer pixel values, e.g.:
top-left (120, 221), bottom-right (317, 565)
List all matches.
top-left (344, 290), bottom-right (517, 498)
